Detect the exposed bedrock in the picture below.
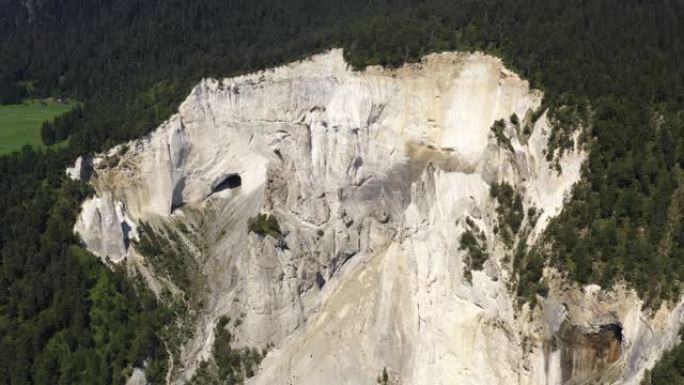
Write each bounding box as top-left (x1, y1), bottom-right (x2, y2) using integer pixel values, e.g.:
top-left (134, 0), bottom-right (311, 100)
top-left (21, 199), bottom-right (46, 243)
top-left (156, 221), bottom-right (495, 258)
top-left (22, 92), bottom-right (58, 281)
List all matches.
top-left (70, 49), bottom-right (683, 385)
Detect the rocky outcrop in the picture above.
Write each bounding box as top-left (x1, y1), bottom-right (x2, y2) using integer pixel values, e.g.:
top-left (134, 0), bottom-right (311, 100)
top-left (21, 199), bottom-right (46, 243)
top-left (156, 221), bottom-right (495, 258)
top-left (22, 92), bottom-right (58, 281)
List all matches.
top-left (66, 154), bottom-right (93, 181)
top-left (72, 49), bottom-right (683, 384)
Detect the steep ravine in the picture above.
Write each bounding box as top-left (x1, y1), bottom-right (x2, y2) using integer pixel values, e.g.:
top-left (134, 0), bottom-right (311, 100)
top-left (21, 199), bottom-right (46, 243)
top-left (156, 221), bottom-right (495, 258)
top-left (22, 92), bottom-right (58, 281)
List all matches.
top-left (69, 50), bottom-right (683, 385)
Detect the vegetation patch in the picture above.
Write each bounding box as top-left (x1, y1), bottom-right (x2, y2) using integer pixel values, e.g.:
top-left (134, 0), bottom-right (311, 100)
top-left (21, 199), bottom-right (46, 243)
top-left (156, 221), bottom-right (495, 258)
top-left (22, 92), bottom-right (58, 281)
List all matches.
top-left (134, 216), bottom-right (215, 381)
top-left (491, 119), bottom-right (515, 153)
top-left (459, 217), bottom-right (489, 283)
top-left (248, 213), bottom-right (282, 238)
top-left (490, 182), bottom-right (525, 247)
top-left (135, 221), bottom-right (205, 305)
top-left (376, 368), bottom-right (393, 385)
top-left (509, 113), bottom-right (520, 127)
top-left (487, 183), bottom-right (545, 305)
top-left (512, 240), bottom-right (548, 306)
top-left (545, 101), bottom-right (589, 162)
top-left (188, 316), bottom-right (265, 385)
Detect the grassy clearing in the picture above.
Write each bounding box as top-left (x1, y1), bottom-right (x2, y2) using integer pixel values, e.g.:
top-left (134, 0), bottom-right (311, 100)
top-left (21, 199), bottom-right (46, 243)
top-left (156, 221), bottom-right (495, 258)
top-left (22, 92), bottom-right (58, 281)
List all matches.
top-left (0, 98), bottom-right (78, 154)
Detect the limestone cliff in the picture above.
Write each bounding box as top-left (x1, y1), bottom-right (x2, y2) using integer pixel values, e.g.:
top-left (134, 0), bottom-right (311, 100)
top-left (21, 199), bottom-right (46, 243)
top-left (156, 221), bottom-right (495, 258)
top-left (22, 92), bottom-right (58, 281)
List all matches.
top-left (71, 49), bottom-right (683, 385)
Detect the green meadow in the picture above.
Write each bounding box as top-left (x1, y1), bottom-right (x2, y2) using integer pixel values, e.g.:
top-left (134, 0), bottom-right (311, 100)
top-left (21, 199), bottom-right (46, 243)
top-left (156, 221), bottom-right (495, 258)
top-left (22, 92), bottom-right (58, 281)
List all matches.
top-left (0, 99), bottom-right (77, 154)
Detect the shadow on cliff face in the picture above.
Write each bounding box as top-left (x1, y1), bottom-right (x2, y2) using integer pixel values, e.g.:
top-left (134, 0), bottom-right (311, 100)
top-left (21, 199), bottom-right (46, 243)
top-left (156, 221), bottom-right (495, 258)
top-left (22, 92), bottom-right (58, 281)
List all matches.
top-left (171, 177), bottom-right (186, 212)
top-left (354, 140), bottom-right (476, 213)
top-left (550, 321), bottom-right (623, 384)
top-left (121, 220), bottom-right (132, 250)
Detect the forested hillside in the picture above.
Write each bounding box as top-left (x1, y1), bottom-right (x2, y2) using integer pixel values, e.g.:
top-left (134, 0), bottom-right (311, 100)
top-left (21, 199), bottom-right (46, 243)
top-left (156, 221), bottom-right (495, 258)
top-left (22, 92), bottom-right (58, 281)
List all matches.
top-left (1, 0), bottom-right (684, 383)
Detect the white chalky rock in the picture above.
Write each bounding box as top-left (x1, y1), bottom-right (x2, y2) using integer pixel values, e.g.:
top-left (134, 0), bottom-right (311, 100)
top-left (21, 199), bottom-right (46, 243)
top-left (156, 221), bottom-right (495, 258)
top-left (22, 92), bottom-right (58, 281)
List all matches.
top-left (73, 50), bottom-right (683, 385)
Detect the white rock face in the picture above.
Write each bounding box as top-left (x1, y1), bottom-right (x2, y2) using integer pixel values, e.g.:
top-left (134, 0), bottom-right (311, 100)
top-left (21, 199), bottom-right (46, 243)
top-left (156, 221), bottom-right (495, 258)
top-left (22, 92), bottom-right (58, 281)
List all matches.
top-left (125, 368), bottom-right (147, 385)
top-left (66, 154), bottom-right (93, 181)
top-left (73, 49), bottom-right (683, 385)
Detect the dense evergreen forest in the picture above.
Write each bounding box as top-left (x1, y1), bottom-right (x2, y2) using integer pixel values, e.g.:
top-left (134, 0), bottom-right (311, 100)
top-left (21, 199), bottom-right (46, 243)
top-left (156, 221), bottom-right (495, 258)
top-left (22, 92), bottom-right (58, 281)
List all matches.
top-left (1, 0), bottom-right (684, 383)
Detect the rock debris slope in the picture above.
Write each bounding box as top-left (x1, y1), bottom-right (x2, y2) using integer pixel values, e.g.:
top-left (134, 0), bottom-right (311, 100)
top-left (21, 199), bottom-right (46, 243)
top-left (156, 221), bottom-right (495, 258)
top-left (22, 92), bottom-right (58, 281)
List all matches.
top-left (72, 49), bottom-right (683, 385)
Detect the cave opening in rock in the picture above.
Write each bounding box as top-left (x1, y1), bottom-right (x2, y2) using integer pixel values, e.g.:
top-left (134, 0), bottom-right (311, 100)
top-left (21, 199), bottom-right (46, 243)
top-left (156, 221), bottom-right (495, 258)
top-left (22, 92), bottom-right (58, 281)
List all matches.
top-left (600, 323), bottom-right (623, 343)
top-left (558, 322), bottom-right (624, 383)
top-left (214, 173), bottom-right (242, 192)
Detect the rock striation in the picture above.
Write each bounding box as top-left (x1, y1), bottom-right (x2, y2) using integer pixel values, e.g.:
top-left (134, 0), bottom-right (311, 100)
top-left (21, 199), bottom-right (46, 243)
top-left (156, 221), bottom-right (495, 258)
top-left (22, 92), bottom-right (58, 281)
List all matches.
top-left (72, 49), bottom-right (683, 385)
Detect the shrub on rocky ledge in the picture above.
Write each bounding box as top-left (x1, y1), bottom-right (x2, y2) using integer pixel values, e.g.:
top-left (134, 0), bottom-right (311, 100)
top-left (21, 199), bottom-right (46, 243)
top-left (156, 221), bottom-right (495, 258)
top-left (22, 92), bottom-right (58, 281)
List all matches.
top-left (248, 213), bottom-right (282, 238)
